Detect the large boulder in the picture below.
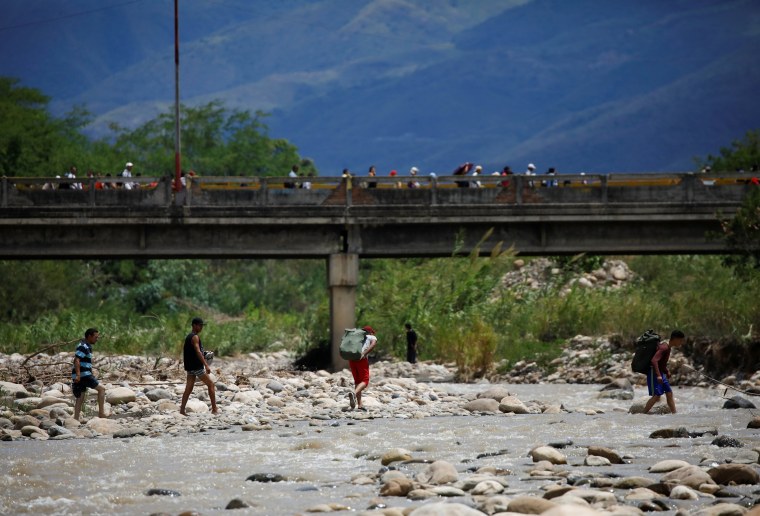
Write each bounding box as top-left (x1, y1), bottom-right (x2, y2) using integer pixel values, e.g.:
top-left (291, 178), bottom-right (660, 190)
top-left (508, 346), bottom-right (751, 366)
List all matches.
top-left (381, 448), bottom-right (412, 466)
top-left (694, 503), bottom-right (752, 516)
top-left (722, 396), bottom-right (756, 409)
top-left (106, 387), bottom-right (136, 405)
top-left (661, 465), bottom-right (716, 489)
top-left (0, 382), bottom-right (30, 399)
top-left (408, 502), bottom-right (485, 516)
top-left (629, 397), bottom-right (671, 414)
top-left (416, 460), bottom-right (458, 485)
top-left (587, 446), bottom-right (624, 464)
top-left (85, 417), bottom-right (122, 435)
top-left (542, 506), bottom-right (600, 516)
top-left (598, 379), bottom-right (634, 400)
top-left (708, 463), bottom-right (760, 485)
top-left (184, 399), bottom-right (209, 414)
top-left (477, 386), bottom-right (512, 402)
top-left (529, 446), bottom-right (567, 465)
top-left (145, 388), bottom-right (173, 402)
top-left (650, 427), bottom-right (690, 439)
top-left (37, 397), bottom-right (70, 409)
top-left (232, 390), bottom-right (262, 404)
top-left (507, 496), bottom-right (558, 514)
top-left (498, 395), bottom-right (529, 414)
top-left (379, 477), bottom-right (414, 497)
top-left (470, 480), bottom-right (504, 496)
top-left (463, 398), bottom-right (500, 413)
top-left (650, 459), bottom-right (691, 473)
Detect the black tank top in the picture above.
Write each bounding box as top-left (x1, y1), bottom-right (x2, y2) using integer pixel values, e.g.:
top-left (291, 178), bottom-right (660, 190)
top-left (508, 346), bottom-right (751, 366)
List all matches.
top-left (183, 332), bottom-right (204, 371)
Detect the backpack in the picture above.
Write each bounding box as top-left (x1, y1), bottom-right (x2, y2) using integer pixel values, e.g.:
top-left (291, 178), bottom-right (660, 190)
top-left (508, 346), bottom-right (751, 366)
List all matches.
top-left (631, 329), bottom-right (661, 374)
top-left (339, 328), bottom-right (367, 361)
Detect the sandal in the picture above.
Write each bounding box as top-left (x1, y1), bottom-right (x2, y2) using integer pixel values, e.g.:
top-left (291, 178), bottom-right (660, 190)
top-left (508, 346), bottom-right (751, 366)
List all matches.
top-left (348, 391), bottom-right (357, 409)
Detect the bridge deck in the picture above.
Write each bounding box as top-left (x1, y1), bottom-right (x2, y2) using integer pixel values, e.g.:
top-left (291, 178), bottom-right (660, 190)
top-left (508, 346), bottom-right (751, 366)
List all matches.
top-left (0, 173), bottom-right (754, 258)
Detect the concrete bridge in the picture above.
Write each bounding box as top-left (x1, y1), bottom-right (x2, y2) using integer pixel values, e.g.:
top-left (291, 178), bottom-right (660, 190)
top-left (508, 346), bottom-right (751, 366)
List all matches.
top-left (0, 172), bottom-right (753, 368)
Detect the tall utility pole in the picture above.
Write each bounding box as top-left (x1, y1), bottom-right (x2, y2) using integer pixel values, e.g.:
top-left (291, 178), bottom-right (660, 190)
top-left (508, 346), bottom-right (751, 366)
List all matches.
top-left (173, 0), bottom-right (181, 191)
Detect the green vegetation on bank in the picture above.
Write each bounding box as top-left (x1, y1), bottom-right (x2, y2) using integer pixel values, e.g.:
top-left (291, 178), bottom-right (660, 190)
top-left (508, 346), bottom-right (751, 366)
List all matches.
top-left (0, 253), bottom-right (758, 380)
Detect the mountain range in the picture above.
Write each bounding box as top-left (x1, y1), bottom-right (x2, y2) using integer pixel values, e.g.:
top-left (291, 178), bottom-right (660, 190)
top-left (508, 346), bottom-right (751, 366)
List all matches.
top-left (2, 0), bottom-right (759, 175)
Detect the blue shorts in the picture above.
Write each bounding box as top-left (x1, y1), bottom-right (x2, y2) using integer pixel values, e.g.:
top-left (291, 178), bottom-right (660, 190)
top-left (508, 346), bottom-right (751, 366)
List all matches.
top-left (72, 375), bottom-right (99, 398)
top-left (647, 369), bottom-right (672, 396)
top-left (186, 368), bottom-right (206, 378)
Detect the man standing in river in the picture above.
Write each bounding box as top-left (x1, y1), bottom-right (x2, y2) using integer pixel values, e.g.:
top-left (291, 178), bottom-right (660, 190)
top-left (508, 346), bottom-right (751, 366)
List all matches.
top-left (179, 317), bottom-right (218, 415)
top-left (643, 330), bottom-right (685, 414)
top-left (72, 328), bottom-right (107, 421)
top-left (348, 326), bottom-right (378, 411)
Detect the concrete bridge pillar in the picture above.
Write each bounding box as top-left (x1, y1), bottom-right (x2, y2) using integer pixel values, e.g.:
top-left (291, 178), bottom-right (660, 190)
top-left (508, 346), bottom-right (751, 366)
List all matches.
top-left (328, 253), bottom-right (359, 371)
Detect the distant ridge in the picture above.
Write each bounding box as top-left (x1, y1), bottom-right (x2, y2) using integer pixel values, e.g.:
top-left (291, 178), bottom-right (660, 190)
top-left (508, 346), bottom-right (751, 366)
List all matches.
top-left (1, 0), bottom-right (757, 175)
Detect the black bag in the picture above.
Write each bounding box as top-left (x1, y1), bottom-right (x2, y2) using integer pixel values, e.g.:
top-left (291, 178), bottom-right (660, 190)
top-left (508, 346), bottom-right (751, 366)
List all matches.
top-left (631, 329), bottom-right (660, 374)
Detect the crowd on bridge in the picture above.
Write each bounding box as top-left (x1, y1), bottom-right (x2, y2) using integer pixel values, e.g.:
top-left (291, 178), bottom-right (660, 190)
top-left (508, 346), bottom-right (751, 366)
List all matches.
top-left (17, 159), bottom-right (760, 192)
top-left (41, 162), bottom-right (160, 191)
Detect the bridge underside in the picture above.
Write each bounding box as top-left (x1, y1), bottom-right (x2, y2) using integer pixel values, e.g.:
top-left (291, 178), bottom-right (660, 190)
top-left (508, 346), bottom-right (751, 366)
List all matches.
top-left (0, 207), bottom-right (728, 259)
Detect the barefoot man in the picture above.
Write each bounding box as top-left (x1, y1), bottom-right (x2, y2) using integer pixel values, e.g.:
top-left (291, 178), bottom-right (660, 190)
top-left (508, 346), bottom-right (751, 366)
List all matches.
top-left (72, 327), bottom-right (106, 421)
top-left (643, 330), bottom-right (686, 414)
top-left (180, 317), bottom-right (218, 415)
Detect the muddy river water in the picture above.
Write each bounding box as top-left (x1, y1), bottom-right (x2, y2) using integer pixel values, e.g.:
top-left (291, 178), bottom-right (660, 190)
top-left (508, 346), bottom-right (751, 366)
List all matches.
top-left (2, 383), bottom-right (758, 515)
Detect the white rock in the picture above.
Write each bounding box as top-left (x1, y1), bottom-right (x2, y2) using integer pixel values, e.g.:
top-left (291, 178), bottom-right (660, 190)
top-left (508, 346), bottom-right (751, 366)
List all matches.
top-left (649, 459), bottom-right (691, 473)
top-left (470, 480), bottom-right (504, 496)
top-left (106, 387), bottom-right (136, 405)
top-left (0, 381), bottom-right (29, 398)
top-left (184, 399), bottom-right (209, 414)
top-left (85, 417), bottom-right (122, 435)
top-left (499, 395), bottom-right (529, 414)
top-left (670, 485), bottom-right (700, 500)
top-left (584, 455), bottom-right (611, 466)
top-left (530, 446), bottom-right (567, 464)
top-left (416, 460), bottom-right (459, 485)
top-left (408, 502), bottom-right (484, 516)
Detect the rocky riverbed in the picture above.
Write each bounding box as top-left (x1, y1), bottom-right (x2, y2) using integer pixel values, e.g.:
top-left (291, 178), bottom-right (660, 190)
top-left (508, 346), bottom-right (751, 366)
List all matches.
top-left (2, 341), bottom-right (760, 515)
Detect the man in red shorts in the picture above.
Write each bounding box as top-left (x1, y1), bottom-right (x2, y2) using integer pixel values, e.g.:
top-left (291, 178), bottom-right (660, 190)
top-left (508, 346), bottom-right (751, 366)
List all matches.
top-left (348, 326), bottom-right (378, 411)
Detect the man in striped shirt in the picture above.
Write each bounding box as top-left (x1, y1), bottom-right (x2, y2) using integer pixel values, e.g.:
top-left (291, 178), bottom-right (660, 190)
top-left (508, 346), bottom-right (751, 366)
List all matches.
top-left (72, 328), bottom-right (106, 421)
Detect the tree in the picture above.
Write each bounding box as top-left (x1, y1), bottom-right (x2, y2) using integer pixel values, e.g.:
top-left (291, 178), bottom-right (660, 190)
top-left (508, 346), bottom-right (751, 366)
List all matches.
top-left (0, 77), bottom-right (91, 177)
top-left (108, 101), bottom-right (314, 177)
top-left (699, 130), bottom-right (760, 173)
top-left (721, 188), bottom-right (760, 274)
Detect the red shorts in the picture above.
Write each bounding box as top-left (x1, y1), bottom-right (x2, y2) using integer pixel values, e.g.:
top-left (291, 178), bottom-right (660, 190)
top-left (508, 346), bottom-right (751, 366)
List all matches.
top-left (349, 358), bottom-right (370, 386)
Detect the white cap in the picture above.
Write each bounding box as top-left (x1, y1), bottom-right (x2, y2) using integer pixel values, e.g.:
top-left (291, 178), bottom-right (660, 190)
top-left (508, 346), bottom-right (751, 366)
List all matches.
top-left (410, 166), bottom-right (419, 174)
top-left (527, 163), bottom-right (535, 170)
top-left (125, 162), bottom-right (134, 167)
top-left (475, 165), bottom-right (483, 171)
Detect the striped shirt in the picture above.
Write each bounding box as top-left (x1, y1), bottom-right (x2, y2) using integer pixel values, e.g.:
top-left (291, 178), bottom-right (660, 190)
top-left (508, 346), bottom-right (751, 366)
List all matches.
top-left (72, 340), bottom-right (94, 379)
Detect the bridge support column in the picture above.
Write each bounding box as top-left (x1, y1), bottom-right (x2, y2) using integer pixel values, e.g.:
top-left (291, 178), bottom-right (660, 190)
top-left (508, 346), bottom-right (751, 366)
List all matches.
top-left (328, 253), bottom-right (358, 371)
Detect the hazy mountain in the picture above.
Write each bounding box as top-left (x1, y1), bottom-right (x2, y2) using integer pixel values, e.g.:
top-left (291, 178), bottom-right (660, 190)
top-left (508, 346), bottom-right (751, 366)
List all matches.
top-left (1, 0), bottom-right (758, 175)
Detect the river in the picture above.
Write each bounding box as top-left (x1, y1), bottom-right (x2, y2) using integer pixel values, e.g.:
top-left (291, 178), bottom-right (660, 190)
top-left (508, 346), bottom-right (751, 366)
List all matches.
top-left (1, 383), bottom-right (758, 515)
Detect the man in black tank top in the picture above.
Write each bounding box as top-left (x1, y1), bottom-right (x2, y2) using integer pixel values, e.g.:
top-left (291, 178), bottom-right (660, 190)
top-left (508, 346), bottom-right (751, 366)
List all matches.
top-left (179, 317), bottom-right (219, 415)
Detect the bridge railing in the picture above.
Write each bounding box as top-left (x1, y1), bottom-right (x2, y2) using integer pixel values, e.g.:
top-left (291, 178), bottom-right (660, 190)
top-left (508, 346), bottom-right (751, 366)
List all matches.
top-left (1, 172), bottom-right (755, 209)
top-left (1, 176), bottom-right (171, 208)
